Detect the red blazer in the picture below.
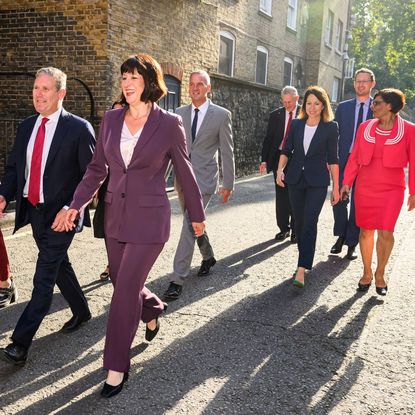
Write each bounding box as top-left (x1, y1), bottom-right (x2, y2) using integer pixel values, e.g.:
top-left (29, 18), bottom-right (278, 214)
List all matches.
top-left (70, 104), bottom-right (205, 244)
top-left (343, 116), bottom-right (415, 194)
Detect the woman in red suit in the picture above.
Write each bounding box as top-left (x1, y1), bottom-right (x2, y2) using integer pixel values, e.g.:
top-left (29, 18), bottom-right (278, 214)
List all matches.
top-left (63, 54), bottom-right (205, 397)
top-left (341, 88), bottom-right (415, 295)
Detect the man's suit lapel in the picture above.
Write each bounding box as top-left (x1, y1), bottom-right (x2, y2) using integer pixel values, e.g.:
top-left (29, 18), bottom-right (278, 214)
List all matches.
top-left (194, 100), bottom-right (213, 143)
top-left (45, 109), bottom-right (70, 170)
top-left (367, 98), bottom-right (373, 119)
top-left (19, 117), bottom-right (37, 180)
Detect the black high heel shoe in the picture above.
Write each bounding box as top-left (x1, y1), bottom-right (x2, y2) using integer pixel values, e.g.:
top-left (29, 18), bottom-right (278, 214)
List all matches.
top-left (101, 372), bottom-right (129, 398)
top-left (376, 286), bottom-right (388, 296)
top-left (145, 303), bottom-right (167, 342)
top-left (357, 282), bottom-right (371, 292)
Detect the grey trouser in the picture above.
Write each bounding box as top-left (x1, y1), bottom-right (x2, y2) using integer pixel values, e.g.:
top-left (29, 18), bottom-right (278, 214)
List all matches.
top-left (172, 192), bottom-right (214, 285)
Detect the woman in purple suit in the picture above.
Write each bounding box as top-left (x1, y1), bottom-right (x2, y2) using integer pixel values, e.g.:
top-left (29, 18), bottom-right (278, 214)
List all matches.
top-left (64, 54), bottom-right (205, 397)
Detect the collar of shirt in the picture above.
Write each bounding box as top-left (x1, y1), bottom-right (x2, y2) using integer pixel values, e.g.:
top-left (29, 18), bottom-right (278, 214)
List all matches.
top-left (35, 106), bottom-right (62, 127)
top-left (356, 97), bottom-right (371, 111)
top-left (192, 99), bottom-right (209, 118)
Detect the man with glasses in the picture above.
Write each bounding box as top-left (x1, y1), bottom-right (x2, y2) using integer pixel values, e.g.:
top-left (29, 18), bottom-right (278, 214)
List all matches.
top-left (331, 68), bottom-right (376, 259)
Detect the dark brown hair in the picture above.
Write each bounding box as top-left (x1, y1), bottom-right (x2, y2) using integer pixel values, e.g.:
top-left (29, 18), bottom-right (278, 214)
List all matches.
top-left (120, 53), bottom-right (167, 102)
top-left (298, 86), bottom-right (334, 122)
top-left (374, 88), bottom-right (405, 114)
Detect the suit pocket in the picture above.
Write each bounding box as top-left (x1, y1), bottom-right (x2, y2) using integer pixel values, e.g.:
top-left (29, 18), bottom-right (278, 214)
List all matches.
top-left (104, 191), bottom-right (113, 204)
top-left (138, 195), bottom-right (168, 207)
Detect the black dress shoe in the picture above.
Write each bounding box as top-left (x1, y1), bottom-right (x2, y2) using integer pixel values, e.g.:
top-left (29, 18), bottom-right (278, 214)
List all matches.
top-left (376, 286), bottom-right (388, 296)
top-left (346, 245), bottom-right (358, 260)
top-left (162, 282), bottom-right (182, 301)
top-left (275, 231), bottom-right (290, 241)
top-left (1, 343), bottom-right (27, 366)
top-left (0, 279), bottom-right (18, 308)
top-left (101, 372), bottom-right (129, 398)
top-left (330, 237), bottom-right (345, 254)
top-left (197, 257), bottom-right (216, 276)
top-left (145, 303), bottom-right (167, 342)
top-left (290, 232), bottom-right (297, 244)
top-left (60, 312), bottom-right (92, 333)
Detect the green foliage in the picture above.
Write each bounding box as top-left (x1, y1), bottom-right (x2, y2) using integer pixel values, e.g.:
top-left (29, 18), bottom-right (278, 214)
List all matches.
top-left (351, 0), bottom-right (415, 106)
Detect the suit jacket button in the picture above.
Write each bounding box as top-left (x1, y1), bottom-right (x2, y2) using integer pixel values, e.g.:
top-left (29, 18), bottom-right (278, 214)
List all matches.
top-left (121, 193), bottom-right (125, 198)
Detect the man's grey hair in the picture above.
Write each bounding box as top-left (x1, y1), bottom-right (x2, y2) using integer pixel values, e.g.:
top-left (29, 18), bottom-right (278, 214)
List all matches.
top-left (281, 86), bottom-right (298, 97)
top-left (36, 67), bottom-right (67, 91)
top-left (190, 70), bottom-right (211, 86)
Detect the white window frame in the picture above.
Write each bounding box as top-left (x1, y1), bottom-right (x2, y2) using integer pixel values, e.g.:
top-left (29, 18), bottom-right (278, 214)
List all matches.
top-left (325, 10), bottom-right (334, 46)
top-left (332, 77), bottom-right (340, 102)
top-left (283, 57), bottom-right (294, 86)
top-left (256, 46), bottom-right (268, 85)
top-left (287, 0), bottom-right (298, 30)
top-left (218, 31), bottom-right (235, 77)
top-left (259, 0), bottom-right (272, 16)
top-left (335, 19), bottom-right (343, 52)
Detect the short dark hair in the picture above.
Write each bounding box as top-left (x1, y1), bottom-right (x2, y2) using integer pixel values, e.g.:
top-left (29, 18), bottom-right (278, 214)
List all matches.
top-left (298, 86), bottom-right (334, 122)
top-left (120, 53), bottom-right (167, 103)
top-left (374, 88), bottom-right (406, 114)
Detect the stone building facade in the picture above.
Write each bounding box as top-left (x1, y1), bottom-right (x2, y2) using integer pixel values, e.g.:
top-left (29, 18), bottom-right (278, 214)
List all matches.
top-left (0, 0), bottom-right (350, 177)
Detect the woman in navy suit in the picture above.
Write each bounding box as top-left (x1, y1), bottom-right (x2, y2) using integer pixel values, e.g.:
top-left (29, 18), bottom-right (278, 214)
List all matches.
top-left (63, 54), bottom-right (205, 397)
top-left (276, 86), bottom-right (340, 288)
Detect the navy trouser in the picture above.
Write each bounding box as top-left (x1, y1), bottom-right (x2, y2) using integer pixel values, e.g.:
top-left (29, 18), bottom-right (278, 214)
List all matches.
top-left (288, 178), bottom-right (327, 270)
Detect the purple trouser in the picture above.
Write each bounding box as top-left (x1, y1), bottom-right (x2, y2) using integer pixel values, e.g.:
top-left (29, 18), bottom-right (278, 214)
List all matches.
top-left (104, 237), bottom-right (165, 372)
top-left (0, 228), bottom-right (10, 281)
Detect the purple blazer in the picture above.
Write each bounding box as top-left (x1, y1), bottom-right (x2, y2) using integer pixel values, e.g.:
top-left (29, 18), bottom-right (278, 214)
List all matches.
top-left (70, 104), bottom-right (205, 244)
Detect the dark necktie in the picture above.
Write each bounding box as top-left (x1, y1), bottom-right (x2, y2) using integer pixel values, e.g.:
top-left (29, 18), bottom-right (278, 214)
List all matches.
top-left (355, 102), bottom-right (364, 136)
top-left (191, 108), bottom-right (199, 142)
top-left (28, 117), bottom-right (49, 206)
top-left (281, 111), bottom-right (293, 149)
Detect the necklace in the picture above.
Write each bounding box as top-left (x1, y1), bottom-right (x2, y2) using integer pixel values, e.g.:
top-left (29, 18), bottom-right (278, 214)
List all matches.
top-left (128, 106), bottom-right (151, 120)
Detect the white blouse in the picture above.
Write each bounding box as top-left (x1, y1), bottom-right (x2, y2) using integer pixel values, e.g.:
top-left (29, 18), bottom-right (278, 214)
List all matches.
top-left (120, 122), bottom-right (143, 167)
top-left (303, 124), bottom-right (318, 155)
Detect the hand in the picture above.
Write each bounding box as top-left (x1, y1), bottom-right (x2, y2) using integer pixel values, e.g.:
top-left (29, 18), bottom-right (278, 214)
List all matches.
top-left (218, 187), bottom-right (232, 204)
top-left (276, 170), bottom-right (285, 187)
top-left (192, 221), bottom-right (206, 237)
top-left (0, 195), bottom-right (6, 219)
top-left (51, 208), bottom-right (70, 232)
top-left (331, 187), bottom-right (340, 206)
top-left (64, 208), bottom-right (80, 232)
top-left (259, 162), bottom-right (267, 175)
top-left (408, 194), bottom-right (415, 211)
top-left (340, 185), bottom-right (350, 201)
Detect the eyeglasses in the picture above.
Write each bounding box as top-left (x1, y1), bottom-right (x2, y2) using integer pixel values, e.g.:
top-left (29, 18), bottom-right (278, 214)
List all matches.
top-left (354, 80), bottom-right (372, 84)
top-left (372, 100), bottom-right (385, 106)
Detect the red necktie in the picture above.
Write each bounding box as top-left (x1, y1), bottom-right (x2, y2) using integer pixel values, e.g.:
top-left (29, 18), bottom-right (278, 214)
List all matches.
top-left (281, 111), bottom-right (293, 150)
top-left (28, 117), bottom-right (49, 206)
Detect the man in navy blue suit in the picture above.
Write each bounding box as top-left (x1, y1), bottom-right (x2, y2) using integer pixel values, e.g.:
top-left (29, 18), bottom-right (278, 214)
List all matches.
top-left (331, 68), bottom-right (376, 259)
top-left (0, 67), bottom-right (95, 366)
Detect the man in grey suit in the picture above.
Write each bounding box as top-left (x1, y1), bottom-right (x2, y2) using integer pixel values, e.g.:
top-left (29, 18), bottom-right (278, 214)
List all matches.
top-left (163, 70), bottom-right (235, 300)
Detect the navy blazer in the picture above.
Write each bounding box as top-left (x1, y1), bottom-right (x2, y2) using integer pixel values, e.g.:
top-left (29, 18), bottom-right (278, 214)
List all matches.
top-left (0, 109), bottom-right (95, 233)
top-left (282, 119), bottom-right (339, 187)
top-left (261, 105), bottom-right (301, 172)
top-left (335, 98), bottom-right (373, 169)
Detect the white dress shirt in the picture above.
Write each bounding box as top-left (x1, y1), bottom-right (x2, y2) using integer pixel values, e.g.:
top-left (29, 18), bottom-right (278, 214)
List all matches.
top-left (191, 99), bottom-right (209, 136)
top-left (23, 107), bottom-right (62, 202)
top-left (279, 109), bottom-right (297, 150)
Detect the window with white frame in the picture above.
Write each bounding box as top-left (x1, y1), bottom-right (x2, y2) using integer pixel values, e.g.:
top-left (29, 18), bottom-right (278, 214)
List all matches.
top-left (256, 46), bottom-right (268, 85)
top-left (335, 19), bottom-right (343, 52)
top-left (260, 0), bottom-right (272, 16)
top-left (283, 57), bottom-right (293, 86)
top-left (332, 77), bottom-right (340, 102)
top-left (287, 0), bottom-right (298, 30)
top-left (325, 10), bottom-right (334, 46)
top-left (218, 31), bottom-right (235, 76)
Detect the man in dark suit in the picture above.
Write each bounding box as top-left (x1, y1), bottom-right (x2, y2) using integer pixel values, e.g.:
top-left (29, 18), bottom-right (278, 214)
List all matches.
top-left (0, 67), bottom-right (95, 366)
top-left (331, 68), bottom-right (375, 260)
top-left (260, 86), bottom-right (300, 242)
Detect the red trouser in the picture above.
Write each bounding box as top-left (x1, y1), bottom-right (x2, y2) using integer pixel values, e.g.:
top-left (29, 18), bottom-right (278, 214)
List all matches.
top-left (0, 228), bottom-right (10, 281)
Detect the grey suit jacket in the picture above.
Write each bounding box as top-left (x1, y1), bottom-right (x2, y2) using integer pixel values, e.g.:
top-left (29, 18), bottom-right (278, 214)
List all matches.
top-left (175, 99), bottom-right (235, 195)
